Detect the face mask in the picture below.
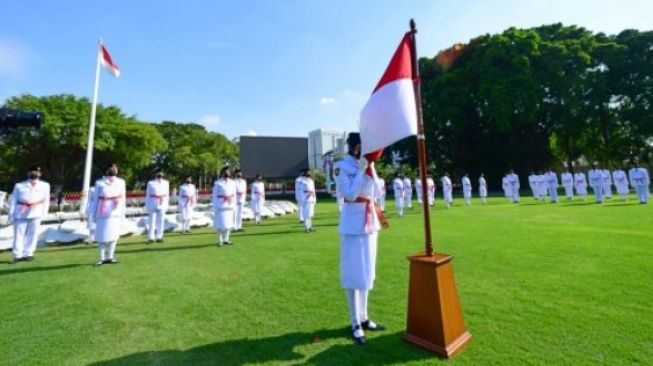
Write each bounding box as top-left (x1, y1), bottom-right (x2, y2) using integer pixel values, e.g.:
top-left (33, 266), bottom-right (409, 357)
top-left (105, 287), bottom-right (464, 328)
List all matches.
top-left (28, 173), bottom-right (39, 180)
top-left (156, 174), bottom-right (163, 179)
top-left (236, 174), bottom-right (242, 179)
top-left (185, 180), bottom-right (191, 184)
top-left (107, 169), bottom-right (117, 177)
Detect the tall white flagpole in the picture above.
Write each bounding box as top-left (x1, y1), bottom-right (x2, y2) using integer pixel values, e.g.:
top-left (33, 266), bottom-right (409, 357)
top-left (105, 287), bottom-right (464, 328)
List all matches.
top-left (79, 39), bottom-right (103, 214)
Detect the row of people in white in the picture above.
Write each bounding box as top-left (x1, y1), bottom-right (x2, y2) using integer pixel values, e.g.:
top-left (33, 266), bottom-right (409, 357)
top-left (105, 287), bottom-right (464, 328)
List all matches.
top-left (528, 166), bottom-right (650, 204)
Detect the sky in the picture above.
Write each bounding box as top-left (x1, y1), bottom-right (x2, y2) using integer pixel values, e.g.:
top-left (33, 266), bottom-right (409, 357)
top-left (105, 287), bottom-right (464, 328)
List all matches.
top-left (0, 0), bottom-right (651, 140)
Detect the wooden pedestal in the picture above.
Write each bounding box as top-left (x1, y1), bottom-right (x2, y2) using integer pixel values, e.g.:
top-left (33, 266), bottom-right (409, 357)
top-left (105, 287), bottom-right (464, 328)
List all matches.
top-left (403, 252), bottom-right (472, 358)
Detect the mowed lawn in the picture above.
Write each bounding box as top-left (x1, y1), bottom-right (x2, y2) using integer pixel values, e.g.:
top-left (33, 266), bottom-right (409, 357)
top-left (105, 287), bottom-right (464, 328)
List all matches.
top-left (0, 195), bottom-right (652, 366)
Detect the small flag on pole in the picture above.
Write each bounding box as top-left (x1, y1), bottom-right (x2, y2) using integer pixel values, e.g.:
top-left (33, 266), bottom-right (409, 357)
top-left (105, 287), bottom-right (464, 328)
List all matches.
top-left (100, 44), bottom-right (120, 77)
top-left (359, 32), bottom-right (418, 156)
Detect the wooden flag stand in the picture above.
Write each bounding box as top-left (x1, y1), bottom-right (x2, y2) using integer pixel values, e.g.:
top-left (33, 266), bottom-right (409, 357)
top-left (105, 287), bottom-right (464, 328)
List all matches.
top-left (401, 19), bottom-right (471, 358)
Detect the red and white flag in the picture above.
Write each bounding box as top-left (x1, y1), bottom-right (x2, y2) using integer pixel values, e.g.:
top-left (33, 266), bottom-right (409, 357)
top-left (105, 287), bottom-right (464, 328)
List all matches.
top-left (100, 44), bottom-right (120, 77)
top-left (359, 32), bottom-right (418, 156)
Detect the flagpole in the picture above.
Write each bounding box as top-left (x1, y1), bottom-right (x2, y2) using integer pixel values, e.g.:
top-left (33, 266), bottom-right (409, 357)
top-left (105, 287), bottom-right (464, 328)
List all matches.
top-left (409, 19), bottom-right (434, 256)
top-left (79, 39), bottom-right (103, 214)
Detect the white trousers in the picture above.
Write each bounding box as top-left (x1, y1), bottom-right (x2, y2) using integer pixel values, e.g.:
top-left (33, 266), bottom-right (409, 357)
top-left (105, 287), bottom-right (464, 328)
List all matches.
top-left (635, 185), bottom-right (650, 203)
top-left (379, 194), bottom-right (385, 211)
top-left (148, 209), bottom-right (165, 240)
top-left (13, 219), bottom-right (40, 259)
top-left (235, 203), bottom-right (244, 229)
top-left (98, 241), bottom-right (117, 261)
top-left (564, 186), bottom-right (574, 199)
top-left (302, 202), bottom-right (315, 229)
top-left (549, 187), bottom-right (558, 202)
top-left (297, 199), bottom-right (304, 221)
top-left (217, 229), bottom-right (231, 243)
top-left (592, 185), bottom-right (603, 203)
top-left (395, 198), bottom-right (403, 216)
top-left (404, 192), bottom-right (412, 208)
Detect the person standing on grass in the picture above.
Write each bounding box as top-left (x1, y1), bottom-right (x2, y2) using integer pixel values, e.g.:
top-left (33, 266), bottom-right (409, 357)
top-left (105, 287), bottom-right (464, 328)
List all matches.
top-left (602, 168), bottom-right (613, 200)
top-left (295, 171), bottom-right (305, 223)
top-left (478, 173), bottom-right (488, 205)
top-left (629, 162), bottom-right (650, 204)
top-left (145, 169), bottom-right (169, 243)
top-left (588, 164), bottom-right (604, 204)
top-left (299, 169), bottom-right (316, 232)
top-left (536, 171), bottom-right (547, 200)
top-left (441, 173), bottom-right (453, 208)
top-left (502, 173), bottom-right (511, 202)
top-left (213, 166), bottom-right (236, 246)
top-left (233, 170), bottom-right (247, 232)
top-left (414, 175), bottom-right (423, 205)
top-left (376, 174), bottom-right (386, 212)
top-left (427, 175), bottom-right (436, 206)
top-left (546, 168), bottom-right (559, 203)
top-left (178, 176), bottom-right (197, 234)
top-left (528, 172), bottom-right (538, 200)
top-left (574, 170), bottom-right (588, 201)
top-left (612, 168), bottom-right (630, 201)
top-left (392, 173), bottom-right (404, 217)
top-left (508, 170), bottom-right (520, 203)
top-left (336, 132), bottom-right (386, 345)
top-left (251, 174), bottom-right (266, 225)
top-left (462, 174), bottom-right (472, 206)
top-left (561, 167), bottom-right (574, 200)
top-left (403, 174), bottom-right (413, 209)
top-left (89, 164), bottom-right (125, 265)
top-left (8, 166), bottom-right (50, 264)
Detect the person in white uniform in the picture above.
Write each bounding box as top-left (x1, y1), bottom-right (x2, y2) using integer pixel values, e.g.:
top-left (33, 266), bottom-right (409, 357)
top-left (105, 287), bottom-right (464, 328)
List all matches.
top-left (573, 170), bottom-right (588, 201)
top-left (426, 175), bottom-right (436, 206)
top-left (376, 175), bottom-right (386, 212)
top-left (478, 173), bottom-right (488, 204)
top-left (295, 171), bottom-right (305, 223)
top-left (178, 176), bottom-right (197, 233)
top-left (85, 184), bottom-right (97, 243)
top-left (145, 169), bottom-right (169, 243)
top-left (546, 168), bottom-right (559, 203)
top-left (462, 174), bottom-right (472, 205)
top-left (213, 166), bottom-right (236, 246)
top-left (629, 162), bottom-right (650, 204)
top-left (251, 174), bottom-right (266, 225)
top-left (612, 168), bottom-right (630, 201)
top-left (502, 174), bottom-right (512, 202)
top-left (89, 164), bottom-right (126, 265)
top-left (299, 169), bottom-right (316, 232)
top-left (233, 169), bottom-right (247, 232)
top-left (588, 164), bottom-right (604, 204)
top-left (602, 168), bottom-right (613, 200)
top-left (528, 172), bottom-right (538, 200)
top-left (336, 133), bottom-right (386, 345)
top-left (508, 170), bottom-right (520, 203)
top-left (536, 171), bottom-right (547, 200)
top-left (392, 173), bottom-right (404, 217)
top-left (8, 166), bottom-right (50, 264)
top-left (561, 168), bottom-right (574, 200)
top-left (414, 176), bottom-right (423, 205)
top-left (403, 175), bottom-right (413, 209)
top-left (441, 173), bottom-right (453, 208)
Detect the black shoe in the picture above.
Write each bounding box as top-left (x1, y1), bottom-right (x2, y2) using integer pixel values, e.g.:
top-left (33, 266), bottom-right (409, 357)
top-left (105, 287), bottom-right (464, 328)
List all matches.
top-left (217, 242), bottom-right (224, 247)
top-left (352, 324), bottom-right (367, 345)
top-left (10, 257), bottom-right (20, 264)
top-left (95, 260), bottom-right (104, 266)
top-left (361, 320), bottom-right (386, 331)
top-left (224, 241), bottom-right (233, 245)
top-left (156, 239), bottom-right (164, 243)
top-left (147, 239), bottom-right (154, 244)
top-left (107, 258), bottom-right (119, 264)
top-left (25, 256), bottom-right (34, 262)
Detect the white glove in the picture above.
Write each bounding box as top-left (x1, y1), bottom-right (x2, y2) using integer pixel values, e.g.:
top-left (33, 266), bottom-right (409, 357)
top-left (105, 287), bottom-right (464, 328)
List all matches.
top-left (358, 156), bottom-right (369, 172)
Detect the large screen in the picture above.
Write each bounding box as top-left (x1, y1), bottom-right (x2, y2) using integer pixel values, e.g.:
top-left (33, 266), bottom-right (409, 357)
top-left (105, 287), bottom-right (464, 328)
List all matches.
top-left (239, 136), bottom-right (308, 178)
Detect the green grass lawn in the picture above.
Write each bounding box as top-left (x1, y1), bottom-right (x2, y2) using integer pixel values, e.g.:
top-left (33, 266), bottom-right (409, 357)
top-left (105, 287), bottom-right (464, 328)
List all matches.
top-left (1, 195), bottom-right (652, 366)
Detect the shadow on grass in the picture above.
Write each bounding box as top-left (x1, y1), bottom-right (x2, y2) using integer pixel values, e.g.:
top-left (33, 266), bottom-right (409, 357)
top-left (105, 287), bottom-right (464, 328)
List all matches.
top-left (0, 263), bottom-right (88, 276)
top-left (88, 329), bottom-right (432, 366)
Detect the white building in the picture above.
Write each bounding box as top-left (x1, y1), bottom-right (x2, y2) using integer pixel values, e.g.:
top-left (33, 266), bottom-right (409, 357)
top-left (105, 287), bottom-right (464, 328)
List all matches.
top-left (308, 128), bottom-right (347, 173)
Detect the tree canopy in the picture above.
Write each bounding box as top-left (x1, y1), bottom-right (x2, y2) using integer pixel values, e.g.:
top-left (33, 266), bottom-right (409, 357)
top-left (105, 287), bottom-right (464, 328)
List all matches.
top-left (0, 94), bottom-right (237, 191)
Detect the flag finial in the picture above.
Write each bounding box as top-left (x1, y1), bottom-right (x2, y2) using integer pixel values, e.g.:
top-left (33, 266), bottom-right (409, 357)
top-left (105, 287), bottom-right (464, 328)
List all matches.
top-left (410, 19), bottom-right (417, 34)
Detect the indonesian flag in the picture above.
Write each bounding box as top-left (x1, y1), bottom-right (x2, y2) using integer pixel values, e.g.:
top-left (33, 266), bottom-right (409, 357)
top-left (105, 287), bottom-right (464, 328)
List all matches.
top-left (100, 44), bottom-right (120, 77)
top-left (359, 32), bottom-right (418, 156)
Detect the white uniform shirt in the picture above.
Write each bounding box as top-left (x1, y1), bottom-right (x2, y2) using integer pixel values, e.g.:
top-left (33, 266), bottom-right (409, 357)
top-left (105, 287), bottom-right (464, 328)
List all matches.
top-left (145, 178), bottom-right (170, 211)
top-left (9, 179), bottom-right (51, 220)
top-left (561, 172), bottom-right (573, 188)
top-left (479, 177), bottom-right (487, 196)
top-left (403, 178), bottom-right (412, 195)
top-left (546, 171), bottom-right (559, 188)
top-left (426, 178), bottom-right (435, 196)
top-left (392, 178), bottom-right (404, 199)
top-left (299, 178), bottom-right (316, 203)
top-left (508, 173), bottom-right (520, 190)
top-left (588, 169), bottom-right (603, 187)
top-left (612, 170), bottom-right (629, 193)
top-left (90, 176), bottom-right (126, 219)
top-left (250, 181), bottom-right (265, 203)
top-left (336, 155), bottom-right (381, 235)
top-left (235, 178), bottom-right (247, 205)
top-left (602, 169), bottom-right (612, 186)
top-left (574, 172), bottom-right (587, 190)
top-left (528, 175), bottom-right (537, 190)
top-left (178, 183), bottom-right (197, 209)
top-left (295, 176), bottom-right (304, 202)
top-left (462, 177), bottom-right (472, 194)
top-left (212, 178), bottom-right (236, 210)
top-left (629, 168), bottom-right (650, 187)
